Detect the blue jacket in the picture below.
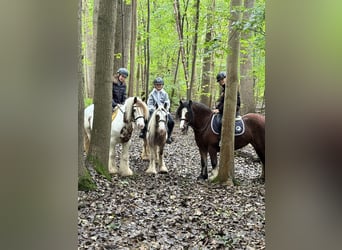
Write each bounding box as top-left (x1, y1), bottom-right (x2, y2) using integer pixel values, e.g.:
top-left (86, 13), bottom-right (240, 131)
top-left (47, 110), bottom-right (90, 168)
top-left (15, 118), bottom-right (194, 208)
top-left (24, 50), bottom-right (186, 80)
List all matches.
top-left (112, 77), bottom-right (127, 108)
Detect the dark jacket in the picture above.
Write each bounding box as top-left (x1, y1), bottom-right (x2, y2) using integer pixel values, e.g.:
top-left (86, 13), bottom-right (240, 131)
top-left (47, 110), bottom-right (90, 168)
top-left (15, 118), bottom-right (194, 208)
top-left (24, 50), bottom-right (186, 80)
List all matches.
top-left (216, 85), bottom-right (241, 115)
top-left (112, 77), bottom-right (127, 108)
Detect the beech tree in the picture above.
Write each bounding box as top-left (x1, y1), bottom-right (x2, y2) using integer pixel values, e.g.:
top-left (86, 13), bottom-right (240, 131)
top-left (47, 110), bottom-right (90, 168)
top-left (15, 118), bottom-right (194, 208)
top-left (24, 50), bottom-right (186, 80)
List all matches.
top-left (78, 0), bottom-right (95, 190)
top-left (216, 0), bottom-right (242, 185)
top-left (88, 0), bottom-right (116, 169)
top-left (240, 0), bottom-right (256, 114)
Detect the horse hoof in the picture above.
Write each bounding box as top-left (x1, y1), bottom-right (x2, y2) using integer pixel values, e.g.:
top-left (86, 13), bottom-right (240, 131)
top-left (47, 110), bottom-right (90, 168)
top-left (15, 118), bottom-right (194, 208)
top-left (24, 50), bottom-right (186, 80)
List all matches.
top-left (119, 168), bottom-right (133, 176)
top-left (109, 167), bottom-right (119, 174)
top-left (145, 167), bottom-right (157, 174)
top-left (146, 170), bottom-right (157, 175)
top-left (197, 175), bottom-right (208, 180)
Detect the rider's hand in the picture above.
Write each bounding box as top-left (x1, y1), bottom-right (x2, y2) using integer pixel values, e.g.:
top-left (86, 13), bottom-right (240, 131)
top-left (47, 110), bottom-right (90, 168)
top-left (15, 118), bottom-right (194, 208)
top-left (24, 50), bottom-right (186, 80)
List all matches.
top-left (213, 109), bottom-right (219, 113)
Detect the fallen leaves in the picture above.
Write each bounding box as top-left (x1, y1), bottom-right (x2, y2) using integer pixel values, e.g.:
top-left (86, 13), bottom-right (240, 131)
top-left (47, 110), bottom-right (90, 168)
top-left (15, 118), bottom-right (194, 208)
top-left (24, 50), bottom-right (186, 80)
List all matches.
top-left (79, 124), bottom-right (265, 249)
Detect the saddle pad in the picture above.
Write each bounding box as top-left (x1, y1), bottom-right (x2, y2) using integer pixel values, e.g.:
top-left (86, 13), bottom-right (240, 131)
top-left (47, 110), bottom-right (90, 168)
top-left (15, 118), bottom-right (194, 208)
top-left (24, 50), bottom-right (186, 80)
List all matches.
top-left (211, 114), bottom-right (245, 136)
top-left (112, 108), bottom-right (119, 121)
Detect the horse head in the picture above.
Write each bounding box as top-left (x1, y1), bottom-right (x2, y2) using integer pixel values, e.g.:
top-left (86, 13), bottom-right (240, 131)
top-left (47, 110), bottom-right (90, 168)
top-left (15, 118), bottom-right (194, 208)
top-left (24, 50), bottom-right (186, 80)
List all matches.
top-left (154, 103), bottom-right (168, 131)
top-left (124, 97), bottom-right (148, 130)
top-left (177, 100), bottom-right (193, 131)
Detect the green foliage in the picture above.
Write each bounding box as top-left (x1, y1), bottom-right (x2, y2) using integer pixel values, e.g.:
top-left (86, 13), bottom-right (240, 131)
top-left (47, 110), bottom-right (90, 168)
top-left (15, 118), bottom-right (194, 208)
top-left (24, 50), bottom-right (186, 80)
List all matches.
top-left (84, 98), bottom-right (93, 108)
top-left (81, 0), bottom-right (265, 105)
top-left (78, 169), bottom-right (96, 191)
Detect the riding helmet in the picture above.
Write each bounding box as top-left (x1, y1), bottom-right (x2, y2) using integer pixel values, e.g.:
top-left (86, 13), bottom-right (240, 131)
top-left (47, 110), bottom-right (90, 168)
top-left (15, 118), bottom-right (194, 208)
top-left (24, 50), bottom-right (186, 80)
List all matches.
top-left (216, 71), bottom-right (226, 82)
top-left (153, 77), bottom-right (164, 85)
top-left (117, 68), bottom-right (129, 77)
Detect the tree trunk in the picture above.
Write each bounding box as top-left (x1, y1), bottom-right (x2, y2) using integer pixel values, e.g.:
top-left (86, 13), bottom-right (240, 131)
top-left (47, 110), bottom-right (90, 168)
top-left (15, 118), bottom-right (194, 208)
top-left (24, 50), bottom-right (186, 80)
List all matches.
top-left (123, 2), bottom-right (132, 67)
top-left (173, 0), bottom-right (190, 99)
top-left (113, 0), bottom-right (123, 72)
top-left (172, 48), bottom-right (181, 100)
top-left (88, 0), bottom-right (116, 168)
top-left (79, 0), bottom-right (87, 178)
top-left (240, 0), bottom-right (256, 114)
top-left (189, 0), bottom-right (200, 100)
top-left (78, 0), bottom-right (95, 190)
top-left (128, 0), bottom-right (137, 97)
top-left (217, 0), bottom-right (242, 185)
top-left (82, 0), bottom-right (90, 98)
top-left (90, 0), bottom-right (99, 98)
top-left (145, 0), bottom-right (151, 98)
top-left (200, 0), bottom-right (214, 106)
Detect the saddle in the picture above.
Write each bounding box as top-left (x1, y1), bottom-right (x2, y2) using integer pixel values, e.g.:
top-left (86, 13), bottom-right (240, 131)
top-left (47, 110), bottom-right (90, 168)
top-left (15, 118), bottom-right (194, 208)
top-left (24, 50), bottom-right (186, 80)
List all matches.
top-left (112, 107), bottom-right (119, 121)
top-left (211, 114), bottom-right (245, 136)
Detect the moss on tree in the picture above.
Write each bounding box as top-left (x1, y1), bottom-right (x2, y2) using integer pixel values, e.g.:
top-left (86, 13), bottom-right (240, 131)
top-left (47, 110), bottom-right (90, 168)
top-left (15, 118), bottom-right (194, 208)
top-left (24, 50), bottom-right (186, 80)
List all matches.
top-left (88, 155), bottom-right (111, 181)
top-left (78, 170), bottom-right (96, 191)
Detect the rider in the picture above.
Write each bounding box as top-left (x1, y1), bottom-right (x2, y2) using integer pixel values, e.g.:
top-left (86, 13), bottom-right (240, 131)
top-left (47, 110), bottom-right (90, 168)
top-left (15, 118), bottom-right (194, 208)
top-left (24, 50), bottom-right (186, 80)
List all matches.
top-left (139, 77), bottom-right (175, 144)
top-left (112, 68), bottom-right (128, 110)
top-left (213, 71), bottom-right (241, 118)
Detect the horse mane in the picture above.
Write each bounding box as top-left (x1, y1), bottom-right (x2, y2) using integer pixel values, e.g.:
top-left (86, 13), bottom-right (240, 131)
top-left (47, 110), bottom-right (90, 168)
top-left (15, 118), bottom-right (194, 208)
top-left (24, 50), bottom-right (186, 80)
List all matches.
top-left (147, 107), bottom-right (159, 141)
top-left (147, 105), bottom-right (167, 141)
top-left (123, 97), bottom-right (135, 122)
top-left (147, 106), bottom-right (161, 130)
top-left (191, 101), bottom-right (212, 115)
top-left (123, 96), bottom-right (149, 122)
top-left (134, 97), bottom-right (149, 120)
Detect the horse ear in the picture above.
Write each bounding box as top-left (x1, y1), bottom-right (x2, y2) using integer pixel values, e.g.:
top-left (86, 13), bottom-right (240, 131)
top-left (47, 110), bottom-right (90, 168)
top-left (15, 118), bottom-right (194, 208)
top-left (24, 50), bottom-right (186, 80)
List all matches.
top-left (155, 103), bottom-right (158, 109)
top-left (179, 100), bottom-right (182, 105)
top-left (133, 96), bottom-right (137, 104)
top-left (164, 102), bottom-right (168, 110)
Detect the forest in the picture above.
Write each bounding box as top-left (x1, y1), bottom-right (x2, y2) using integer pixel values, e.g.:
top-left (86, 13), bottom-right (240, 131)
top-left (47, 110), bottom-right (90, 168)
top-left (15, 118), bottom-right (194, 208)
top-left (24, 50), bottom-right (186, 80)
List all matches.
top-left (81, 0), bottom-right (265, 111)
top-left (79, 0), bottom-right (265, 248)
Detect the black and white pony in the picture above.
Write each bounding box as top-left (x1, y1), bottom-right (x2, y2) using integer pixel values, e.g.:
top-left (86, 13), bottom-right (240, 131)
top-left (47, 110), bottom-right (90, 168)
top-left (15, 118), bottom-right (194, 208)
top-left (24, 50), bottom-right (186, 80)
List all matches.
top-left (142, 103), bottom-right (169, 174)
top-left (84, 97), bottom-right (149, 176)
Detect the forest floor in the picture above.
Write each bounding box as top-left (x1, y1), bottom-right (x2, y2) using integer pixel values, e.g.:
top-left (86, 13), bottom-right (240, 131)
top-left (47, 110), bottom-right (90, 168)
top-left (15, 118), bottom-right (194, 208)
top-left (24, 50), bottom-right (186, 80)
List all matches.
top-left (78, 119), bottom-right (265, 249)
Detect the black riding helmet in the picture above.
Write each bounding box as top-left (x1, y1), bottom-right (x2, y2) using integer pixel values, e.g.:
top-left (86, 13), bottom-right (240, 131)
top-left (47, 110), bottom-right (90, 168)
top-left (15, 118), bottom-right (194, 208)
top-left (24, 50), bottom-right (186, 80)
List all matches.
top-left (153, 77), bottom-right (164, 85)
top-left (216, 71), bottom-right (226, 82)
top-left (117, 68), bottom-right (129, 77)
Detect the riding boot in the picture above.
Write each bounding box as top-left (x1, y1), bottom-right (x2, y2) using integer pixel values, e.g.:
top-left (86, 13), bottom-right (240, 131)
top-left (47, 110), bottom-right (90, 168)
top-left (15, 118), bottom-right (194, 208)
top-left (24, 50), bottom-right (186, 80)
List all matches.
top-left (139, 125), bottom-right (147, 139)
top-left (166, 131), bottom-right (173, 144)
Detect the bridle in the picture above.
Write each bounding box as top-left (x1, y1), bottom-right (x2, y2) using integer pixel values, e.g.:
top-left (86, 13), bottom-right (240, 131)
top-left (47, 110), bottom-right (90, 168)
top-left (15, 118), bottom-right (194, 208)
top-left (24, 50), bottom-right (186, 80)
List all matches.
top-left (180, 106), bottom-right (190, 125)
top-left (120, 104), bottom-right (145, 124)
top-left (132, 104), bottom-right (145, 122)
top-left (156, 108), bottom-right (168, 126)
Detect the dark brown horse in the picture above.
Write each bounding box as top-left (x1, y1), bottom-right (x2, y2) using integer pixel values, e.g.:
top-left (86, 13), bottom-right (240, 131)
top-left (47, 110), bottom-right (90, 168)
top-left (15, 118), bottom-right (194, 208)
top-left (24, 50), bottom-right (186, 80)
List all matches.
top-left (176, 100), bottom-right (265, 180)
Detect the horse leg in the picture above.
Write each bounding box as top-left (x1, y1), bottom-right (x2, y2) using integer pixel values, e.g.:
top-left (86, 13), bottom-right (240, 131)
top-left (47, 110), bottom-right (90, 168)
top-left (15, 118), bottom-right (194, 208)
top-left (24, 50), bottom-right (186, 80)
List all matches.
top-left (141, 138), bottom-right (149, 161)
top-left (251, 139), bottom-right (265, 181)
top-left (159, 145), bottom-right (168, 173)
top-left (83, 129), bottom-right (90, 155)
top-left (119, 140), bottom-right (133, 176)
top-left (146, 146), bottom-right (157, 174)
top-left (198, 150), bottom-right (208, 180)
top-left (108, 140), bottom-right (119, 174)
top-left (208, 147), bottom-right (219, 181)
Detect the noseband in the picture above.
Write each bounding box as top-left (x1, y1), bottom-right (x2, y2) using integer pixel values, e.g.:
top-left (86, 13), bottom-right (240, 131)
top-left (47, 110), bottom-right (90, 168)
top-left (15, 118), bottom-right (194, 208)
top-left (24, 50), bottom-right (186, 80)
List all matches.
top-left (180, 107), bottom-right (191, 125)
top-left (156, 108), bottom-right (168, 125)
top-left (132, 104), bottom-right (145, 123)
